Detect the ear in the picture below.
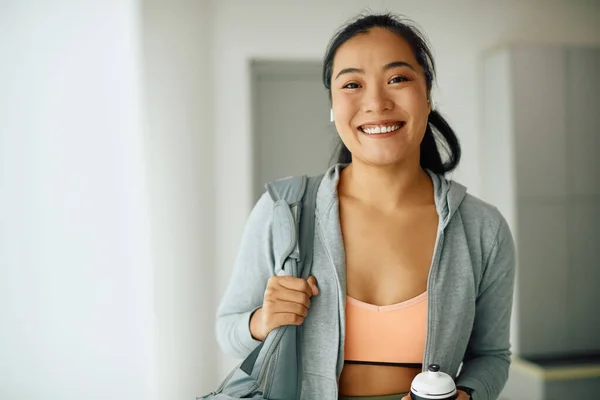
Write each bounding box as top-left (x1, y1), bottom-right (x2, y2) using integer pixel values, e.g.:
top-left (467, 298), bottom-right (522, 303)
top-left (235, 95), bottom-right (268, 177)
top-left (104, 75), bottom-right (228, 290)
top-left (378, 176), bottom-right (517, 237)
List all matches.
top-left (427, 97), bottom-right (434, 114)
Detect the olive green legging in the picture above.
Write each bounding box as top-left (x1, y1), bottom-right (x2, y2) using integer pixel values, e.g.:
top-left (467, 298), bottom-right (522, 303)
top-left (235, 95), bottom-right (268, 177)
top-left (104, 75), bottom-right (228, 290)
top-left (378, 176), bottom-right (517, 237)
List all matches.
top-left (338, 393), bottom-right (409, 400)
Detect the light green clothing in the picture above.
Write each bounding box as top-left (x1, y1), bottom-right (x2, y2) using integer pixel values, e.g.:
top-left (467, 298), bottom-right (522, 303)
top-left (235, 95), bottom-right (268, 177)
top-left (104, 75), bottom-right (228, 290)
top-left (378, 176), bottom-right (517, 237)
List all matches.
top-left (216, 164), bottom-right (516, 400)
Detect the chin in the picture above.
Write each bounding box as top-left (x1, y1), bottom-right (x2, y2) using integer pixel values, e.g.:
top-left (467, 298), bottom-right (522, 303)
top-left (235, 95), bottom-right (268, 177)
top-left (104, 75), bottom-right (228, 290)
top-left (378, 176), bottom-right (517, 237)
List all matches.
top-left (356, 153), bottom-right (409, 167)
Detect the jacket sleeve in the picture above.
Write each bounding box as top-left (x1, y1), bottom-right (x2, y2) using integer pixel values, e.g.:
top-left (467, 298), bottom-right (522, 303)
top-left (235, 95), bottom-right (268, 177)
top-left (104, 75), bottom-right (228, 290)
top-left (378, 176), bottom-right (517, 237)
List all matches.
top-left (456, 212), bottom-right (516, 400)
top-left (215, 192), bottom-right (275, 359)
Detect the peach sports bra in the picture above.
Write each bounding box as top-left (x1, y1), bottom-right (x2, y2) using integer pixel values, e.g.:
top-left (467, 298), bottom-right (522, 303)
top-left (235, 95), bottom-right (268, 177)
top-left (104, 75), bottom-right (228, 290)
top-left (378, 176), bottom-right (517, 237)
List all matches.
top-left (344, 292), bottom-right (427, 368)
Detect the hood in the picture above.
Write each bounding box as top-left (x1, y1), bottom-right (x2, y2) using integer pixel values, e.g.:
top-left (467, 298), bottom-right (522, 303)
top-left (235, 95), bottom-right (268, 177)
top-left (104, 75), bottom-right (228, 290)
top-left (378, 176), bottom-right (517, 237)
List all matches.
top-left (426, 169), bottom-right (467, 229)
top-left (316, 164), bottom-right (467, 228)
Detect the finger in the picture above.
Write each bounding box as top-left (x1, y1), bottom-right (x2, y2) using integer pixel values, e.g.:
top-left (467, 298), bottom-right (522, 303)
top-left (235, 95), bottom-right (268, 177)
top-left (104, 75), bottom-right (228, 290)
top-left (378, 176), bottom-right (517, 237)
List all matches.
top-left (270, 312), bottom-right (305, 327)
top-left (307, 275), bottom-right (319, 295)
top-left (275, 288), bottom-right (311, 309)
top-left (277, 276), bottom-right (313, 298)
top-left (269, 299), bottom-right (309, 317)
top-left (401, 396), bottom-right (410, 400)
top-left (456, 392), bottom-right (469, 400)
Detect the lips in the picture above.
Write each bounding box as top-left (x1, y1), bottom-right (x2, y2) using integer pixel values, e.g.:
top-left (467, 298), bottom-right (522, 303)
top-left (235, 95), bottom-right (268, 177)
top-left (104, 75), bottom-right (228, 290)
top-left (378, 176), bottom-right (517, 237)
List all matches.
top-left (358, 121), bottom-right (406, 135)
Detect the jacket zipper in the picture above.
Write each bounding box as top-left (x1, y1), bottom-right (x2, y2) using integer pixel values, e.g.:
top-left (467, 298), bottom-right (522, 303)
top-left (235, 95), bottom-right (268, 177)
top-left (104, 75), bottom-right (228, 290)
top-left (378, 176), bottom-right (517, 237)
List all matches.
top-left (423, 228), bottom-right (445, 372)
top-left (292, 258), bottom-right (303, 399)
top-left (261, 348), bottom-right (279, 396)
top-left (324, 230), bottom-right (345, 380)
top-left (256, 325), bottom-right (285, 388)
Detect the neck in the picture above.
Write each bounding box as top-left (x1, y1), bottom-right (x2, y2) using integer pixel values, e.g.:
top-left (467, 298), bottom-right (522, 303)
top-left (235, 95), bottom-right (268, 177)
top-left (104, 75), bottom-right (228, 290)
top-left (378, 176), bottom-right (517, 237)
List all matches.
top-left (338, 157), bottom-right (433, 211)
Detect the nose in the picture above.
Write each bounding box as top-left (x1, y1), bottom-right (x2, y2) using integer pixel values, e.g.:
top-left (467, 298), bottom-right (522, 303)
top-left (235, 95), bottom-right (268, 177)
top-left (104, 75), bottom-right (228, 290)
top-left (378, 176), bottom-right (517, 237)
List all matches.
top-left (363, 84), bottom-right (394, 114)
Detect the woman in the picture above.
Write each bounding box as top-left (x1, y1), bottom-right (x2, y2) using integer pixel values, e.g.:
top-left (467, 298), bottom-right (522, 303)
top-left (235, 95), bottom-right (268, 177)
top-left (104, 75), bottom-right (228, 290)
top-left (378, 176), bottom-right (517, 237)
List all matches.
top-left (216, 13), bottom-right (515, 400)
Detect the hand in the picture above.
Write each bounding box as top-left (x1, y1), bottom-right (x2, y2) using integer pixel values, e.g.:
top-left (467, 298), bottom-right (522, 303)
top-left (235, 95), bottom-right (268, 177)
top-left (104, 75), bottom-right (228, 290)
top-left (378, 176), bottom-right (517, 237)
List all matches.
top-left (401, 390), bottom-right (470, 400)
top-left (250, 275), bottom-right (319, 341)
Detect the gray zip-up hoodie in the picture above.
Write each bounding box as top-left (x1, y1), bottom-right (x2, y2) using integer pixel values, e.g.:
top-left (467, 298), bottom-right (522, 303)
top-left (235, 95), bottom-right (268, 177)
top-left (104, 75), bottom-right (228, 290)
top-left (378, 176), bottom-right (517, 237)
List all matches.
top-left (216, 164), bottom-right (516, 400)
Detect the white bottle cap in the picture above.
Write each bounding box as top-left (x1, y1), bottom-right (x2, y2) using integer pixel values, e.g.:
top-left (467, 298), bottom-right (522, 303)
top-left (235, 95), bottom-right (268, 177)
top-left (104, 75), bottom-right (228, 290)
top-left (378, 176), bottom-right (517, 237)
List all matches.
top-left (410, 364), bottom-right (457, 399)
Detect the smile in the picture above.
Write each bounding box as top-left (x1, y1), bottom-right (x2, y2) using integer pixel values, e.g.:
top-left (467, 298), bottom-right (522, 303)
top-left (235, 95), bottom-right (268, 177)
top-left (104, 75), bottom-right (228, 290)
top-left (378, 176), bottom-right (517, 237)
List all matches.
top-left (358, 121), bottom-right (406, 135)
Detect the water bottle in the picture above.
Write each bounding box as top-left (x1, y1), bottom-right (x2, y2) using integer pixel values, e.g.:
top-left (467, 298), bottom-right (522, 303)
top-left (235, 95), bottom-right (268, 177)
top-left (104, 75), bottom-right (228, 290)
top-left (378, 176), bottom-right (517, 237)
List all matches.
top-left (410, 364), bottom-right (457, 400)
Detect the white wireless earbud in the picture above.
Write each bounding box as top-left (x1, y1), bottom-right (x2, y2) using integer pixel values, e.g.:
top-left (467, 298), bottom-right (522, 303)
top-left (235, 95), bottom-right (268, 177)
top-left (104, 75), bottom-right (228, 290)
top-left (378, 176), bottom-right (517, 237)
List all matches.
top-left (428, 98), bottom-right (436, 111)
top-left (330, 108), bottom-right (334, 122)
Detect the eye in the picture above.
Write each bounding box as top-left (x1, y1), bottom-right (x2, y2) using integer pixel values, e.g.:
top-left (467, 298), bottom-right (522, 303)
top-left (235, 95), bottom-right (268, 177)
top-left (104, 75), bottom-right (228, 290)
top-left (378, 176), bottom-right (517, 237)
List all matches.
top-left (342, 82), bottom-right (361, 89)
top-left (389, 76), bottom-right (408, 84)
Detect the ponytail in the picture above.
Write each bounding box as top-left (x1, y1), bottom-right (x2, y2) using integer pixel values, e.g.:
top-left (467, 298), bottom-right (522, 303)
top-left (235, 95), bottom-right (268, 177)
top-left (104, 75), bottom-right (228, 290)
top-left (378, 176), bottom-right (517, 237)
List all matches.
top-left (419, 110), bottom-right (461, 174)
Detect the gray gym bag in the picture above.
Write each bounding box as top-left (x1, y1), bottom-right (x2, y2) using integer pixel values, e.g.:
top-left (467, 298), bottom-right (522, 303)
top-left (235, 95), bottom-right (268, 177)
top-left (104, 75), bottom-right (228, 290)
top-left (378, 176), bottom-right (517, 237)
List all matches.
top-left (199, 174), bottom-right (324, 400)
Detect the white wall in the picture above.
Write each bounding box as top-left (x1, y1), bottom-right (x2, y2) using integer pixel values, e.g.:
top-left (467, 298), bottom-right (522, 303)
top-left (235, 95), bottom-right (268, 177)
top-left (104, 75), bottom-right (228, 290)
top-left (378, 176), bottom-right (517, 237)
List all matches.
top-left (0, 1), bottom-right (155, 399)
top-left (212, 0), bottom-right (600, 375)
top-left (141, 0), bottom-right (218, 397)
top-left (481, 48), bottom-right (520, 354)
top-left (483, 45), bottom-right (600, 361)
top-left (1, 0), bottom-right (219, 397)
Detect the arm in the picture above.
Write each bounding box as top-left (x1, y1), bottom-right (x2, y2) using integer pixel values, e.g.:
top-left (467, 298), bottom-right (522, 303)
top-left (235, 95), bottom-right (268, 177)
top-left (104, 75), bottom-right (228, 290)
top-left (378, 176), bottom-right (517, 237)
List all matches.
top-left (456, 213), bottom-right (516, 400)
top-left (215, 193), bottom-right (275, 359)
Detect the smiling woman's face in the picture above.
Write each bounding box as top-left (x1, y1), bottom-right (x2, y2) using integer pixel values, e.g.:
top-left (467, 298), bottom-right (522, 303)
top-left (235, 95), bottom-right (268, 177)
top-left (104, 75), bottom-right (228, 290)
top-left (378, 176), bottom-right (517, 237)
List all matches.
top-left (330, 27), bottom-right (431, 167)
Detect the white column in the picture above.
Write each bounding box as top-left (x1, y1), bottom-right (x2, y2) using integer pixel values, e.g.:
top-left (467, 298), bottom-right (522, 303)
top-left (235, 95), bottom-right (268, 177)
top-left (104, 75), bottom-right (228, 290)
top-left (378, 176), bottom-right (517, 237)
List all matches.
top-left (0, 1), bottom-right (155, 399)
top-left (141, 0), bottom-right (218, 398)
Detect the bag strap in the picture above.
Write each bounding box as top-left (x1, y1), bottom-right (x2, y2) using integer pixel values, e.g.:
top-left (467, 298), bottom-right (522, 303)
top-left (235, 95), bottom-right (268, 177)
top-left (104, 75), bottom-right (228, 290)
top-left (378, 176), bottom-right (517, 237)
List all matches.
top-left (265, 174), bottom-right (323, 278)
top-left (239, 174), bottom-right (323, 376)
top-left (296, 174), bottom-right (322, 279)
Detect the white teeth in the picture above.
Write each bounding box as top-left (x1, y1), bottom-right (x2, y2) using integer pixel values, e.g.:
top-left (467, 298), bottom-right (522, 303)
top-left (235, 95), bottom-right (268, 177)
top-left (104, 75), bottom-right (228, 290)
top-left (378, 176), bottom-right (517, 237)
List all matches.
top-left (361, 123), bottom-right (403, 135)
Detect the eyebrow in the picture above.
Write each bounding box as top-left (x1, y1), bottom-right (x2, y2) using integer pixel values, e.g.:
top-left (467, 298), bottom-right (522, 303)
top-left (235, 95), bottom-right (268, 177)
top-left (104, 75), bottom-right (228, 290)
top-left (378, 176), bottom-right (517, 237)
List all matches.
top-left (334, 61), bottom-right (415, 80)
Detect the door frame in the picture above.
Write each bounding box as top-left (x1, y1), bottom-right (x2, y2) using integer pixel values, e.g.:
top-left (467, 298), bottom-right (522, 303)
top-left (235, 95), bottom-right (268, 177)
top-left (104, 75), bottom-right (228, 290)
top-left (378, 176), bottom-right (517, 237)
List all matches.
top-left (249, 59), bottom-right (323, 201)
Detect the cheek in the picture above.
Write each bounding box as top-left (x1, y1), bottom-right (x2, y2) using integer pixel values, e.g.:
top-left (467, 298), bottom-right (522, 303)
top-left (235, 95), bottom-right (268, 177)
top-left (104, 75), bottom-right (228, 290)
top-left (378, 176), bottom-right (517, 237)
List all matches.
top-left (396, 88), bottom-right (428, 116)
top-left (331, 94), bottom-right (359, 130)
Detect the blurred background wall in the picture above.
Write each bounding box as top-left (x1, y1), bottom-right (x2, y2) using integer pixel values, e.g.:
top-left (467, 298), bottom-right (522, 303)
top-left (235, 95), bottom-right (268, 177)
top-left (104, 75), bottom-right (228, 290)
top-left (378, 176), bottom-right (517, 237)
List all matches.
top-left (0, 1), bottom-right (156, 399)
top-left (1, 0), bottom-right (599, 399)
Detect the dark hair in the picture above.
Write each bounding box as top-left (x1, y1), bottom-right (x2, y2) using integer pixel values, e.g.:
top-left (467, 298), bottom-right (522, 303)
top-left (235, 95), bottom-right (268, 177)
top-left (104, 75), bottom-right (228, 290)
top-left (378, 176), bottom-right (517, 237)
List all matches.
top-left (322, 13), bottom-right (460, 174)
